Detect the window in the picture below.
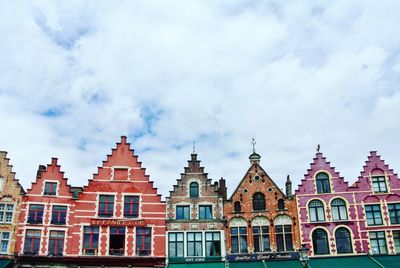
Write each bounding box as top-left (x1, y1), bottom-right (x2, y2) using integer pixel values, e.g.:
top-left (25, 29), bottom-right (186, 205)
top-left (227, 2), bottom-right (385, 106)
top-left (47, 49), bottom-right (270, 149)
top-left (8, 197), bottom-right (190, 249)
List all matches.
top-left (136, 227), bottom-right (151, 256)
top-left (44, 182), bottom-right (57, 195)
top-left (253, 226), bottom-right (270, 252)
top-left (168, 232), bottom-right (184, 257)
top-left (24, 230), bottom-right (41, 254)
top-left (230, 227), bottom-right (247, 253)
top-left (316, 172), bottom-right (331, 193)
top-left (206, 232), bottom-right (221, 257)
top-left (372, 176), bottom-right (387, 193)
top-left (234, 201), bottom-right (241, 213)
top-left (278, 199), bottom-right (285, 210)
top-left (331, 199), bottom-right (348, 221)
top-left (199, 205), bottom-right (213, 220)
top-left (48, 231), bottom-right (65, 256)
top-left (83, 226), bottom-right (99, 255)
top-left (312, 229), bottom-right (329, 255)
top-left (0, 178), bottom-right (4, 192)
top-left (176, 206), bottom-right (190, 220)
top-left (109, 227), bottom-right (125, 256)
top-left (335, 228), bottom-right (352, 254)
top-left (253, 192), bottom-right (266, 211)
top-left (98, 195), bottom-right (114, 217)
top-left (369, 231), bottom-right (387, 254)
top-left (124, 196), bottom-right (139, 218)
top-left (187, 232), bottom-right (202, 256)
top-left (0, 204), bottom-right (14, 223)
top-left (388, 203), bottom-right (400, 224)
top-left (309, 200), bottom-right (325, 222)
top-left (393, 231), bottom-right (400, 253)
top-left (276, 225), bottom-right (293, 252)
top-left (190, 182), bottom-right (199, 197)
top-left (51, 206), bottom-right (67, 225)
top-left (0, 232), bottom-right (10, 254)
top-left (365, 204), bottom-right (383, 226)
top-left (28, 204), bottom-right (44, 224)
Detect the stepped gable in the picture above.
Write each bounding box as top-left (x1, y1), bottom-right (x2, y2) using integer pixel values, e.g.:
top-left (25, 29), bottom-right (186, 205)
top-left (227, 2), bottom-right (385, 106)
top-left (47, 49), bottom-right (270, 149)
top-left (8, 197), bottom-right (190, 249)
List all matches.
top-left (25, 157), bottom-right (73, 197)
top-left (85, 136), bottom-right (160, 197)
top-left (0, 151), bottom-right (25, 197)
top-left (351, 151), bottom-right (400, 191)
top-left (295, 152), bottom-right (349, 195)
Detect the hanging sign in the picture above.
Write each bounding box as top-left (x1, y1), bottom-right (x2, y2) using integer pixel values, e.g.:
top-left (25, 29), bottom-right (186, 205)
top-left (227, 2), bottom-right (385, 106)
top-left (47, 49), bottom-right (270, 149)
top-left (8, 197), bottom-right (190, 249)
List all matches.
top-left (226, 252), bottom-right (300, 262)
top-left (90, 219), bottom-right (146, 226)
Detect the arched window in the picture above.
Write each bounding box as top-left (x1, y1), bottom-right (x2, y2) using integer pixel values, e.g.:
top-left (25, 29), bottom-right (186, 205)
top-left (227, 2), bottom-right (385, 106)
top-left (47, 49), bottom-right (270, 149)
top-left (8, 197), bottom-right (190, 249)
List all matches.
top-left (312, 229), bottom-right (329, 255)
top-left (316, 172), bottom-right (331, 193)
top-left (309, 200), bottom-right (325, 222)
top-left (234, 201), bottom-right (241, 213)
top-left (252, 193), bottom-right (266, 211)
top-left (190, 182), bottom-right (199, 198)
top-left (335, 227), bottom-right (352, 254)
top-left (331, 198), bottom-right (348, 221)
top-left (278, 199), bottom-right (285, 210)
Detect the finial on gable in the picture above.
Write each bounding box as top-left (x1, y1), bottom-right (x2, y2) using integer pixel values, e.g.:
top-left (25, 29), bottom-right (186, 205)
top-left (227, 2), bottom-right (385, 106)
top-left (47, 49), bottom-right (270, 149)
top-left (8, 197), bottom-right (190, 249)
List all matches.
top-left (249, 138), bottom-right (261, 164)
top-left (193, 141), bottom-right (196, 154)
top-left (251, 138), bottom-right (256, 153)
top-left (316, 144), bottom-right (320, 152)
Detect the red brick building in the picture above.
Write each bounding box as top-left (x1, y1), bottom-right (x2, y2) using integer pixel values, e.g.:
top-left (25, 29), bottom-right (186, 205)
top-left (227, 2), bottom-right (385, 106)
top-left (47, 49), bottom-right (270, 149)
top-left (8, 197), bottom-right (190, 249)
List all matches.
top-left (15, 136), bottom-right (166, 267)
top-left (224, 151), bottom-right (301, 260)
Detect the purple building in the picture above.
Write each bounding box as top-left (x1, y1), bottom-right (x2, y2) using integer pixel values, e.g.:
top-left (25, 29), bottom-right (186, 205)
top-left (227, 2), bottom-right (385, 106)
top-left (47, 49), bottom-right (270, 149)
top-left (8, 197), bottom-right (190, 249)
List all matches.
top-left (296, 151), bottom-right (400, 257)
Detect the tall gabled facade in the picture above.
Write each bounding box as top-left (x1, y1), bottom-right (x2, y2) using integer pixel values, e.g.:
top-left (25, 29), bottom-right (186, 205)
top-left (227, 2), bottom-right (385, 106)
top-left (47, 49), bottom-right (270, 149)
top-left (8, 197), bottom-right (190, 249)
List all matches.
top-left (296, 152), bottom-right (360, 256)
top-left (68, 136), bottom-right (166, 267)
top-left (0, 151), bottom-right (24, 262)
top-left (166, 153), bottom-right (227, 266)
top-left (15, 158), bottom-right (75, 265)
top-left (351, 151), bottom-right (400, 255)
top-left (224, 151), bottom-right (300, 258)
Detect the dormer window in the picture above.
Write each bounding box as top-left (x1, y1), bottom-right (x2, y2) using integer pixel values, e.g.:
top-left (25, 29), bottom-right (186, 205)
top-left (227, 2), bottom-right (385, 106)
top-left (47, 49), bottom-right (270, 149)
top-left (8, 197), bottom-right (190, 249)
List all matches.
top-left (190, 182), bottom-right (199, 198)
top-left (372, 176), bottom-right (387, 193)
top-left (316, 172), bottom-right (331, 194)
top-left (44, 182), bottom-right (57, 196)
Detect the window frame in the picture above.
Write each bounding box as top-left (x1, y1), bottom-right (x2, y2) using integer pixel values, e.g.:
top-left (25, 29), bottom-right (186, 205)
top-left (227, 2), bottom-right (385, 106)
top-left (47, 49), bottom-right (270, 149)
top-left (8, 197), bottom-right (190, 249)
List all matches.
top-left (136, 227), bottom-right (152, 256)
top-left (331, 198), bottom-right (348, 221)
top-left (24, 229), bottom-right (41, 255)
top-left (27, 204), bottom-right (45, 224)
top-left (365, 204), bottom-right (383, 226)
top-left (335, 227), bottom-right (353, 254)
top-left (189, 182), bottom-right (199, 198)
top-left (199, 205), bottom-right (213, 220)
top-left (98, 195), bottom-right (115, 218)
top-left (275, 224), bottom-right (293, 252)
top-left (168, 232), bottom-right (184, 258)
top-left (123, 195), bottom-right (140, 218)
top-left (205, 232), bottom-right (221, 257)
top-left (252, 192), bottom-right (266, 211)
top-left (388, 203), bottom-right (400, 225)
top-left (51, 205), bottom-right (67, 225)
top-left (369, 231), bottom-right (387, 254)
top-left (176, 205), bottom-right (190, 220)
top-left (43, 181), bottom-right (58, 196)
top-left (48, 230), bottom-right (65, 256)
top-left (230, 227), bottom-right (247, 254)
top-left (315, 172), bottom-right (331, 194)
top-left (371, 176), bottom-right (388, 193)
top-left (187, 232), bottom-right (203, 257)
top-left (309, 200), bottom-right (325, 222)
top-left (82, 226), bottom-right (99, 255)
top-left (0, 203), bottom-right (14, 224)
top-left (253, 226), bottom-right (270, 252)
top-left (0, 231), bottom-right (10, 254)
top-left (393, 230), bottom-right (400, 254)
top-left (312, 228), bottom-right (330, 255)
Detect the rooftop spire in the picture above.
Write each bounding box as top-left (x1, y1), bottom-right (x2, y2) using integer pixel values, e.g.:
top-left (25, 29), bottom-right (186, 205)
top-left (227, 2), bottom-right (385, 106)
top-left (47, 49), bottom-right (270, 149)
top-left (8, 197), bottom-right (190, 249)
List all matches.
top-left (193, 140), bottom-right (196, 154)
top-left (249, 138), bottom-right (261, 164)
top-left (251, 138), bottom-right (256, 153)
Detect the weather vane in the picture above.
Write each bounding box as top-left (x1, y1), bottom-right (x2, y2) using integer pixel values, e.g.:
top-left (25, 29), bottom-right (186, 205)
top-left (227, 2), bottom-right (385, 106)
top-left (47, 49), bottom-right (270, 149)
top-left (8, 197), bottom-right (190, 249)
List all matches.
top-left (193, 141), bottom-right (196, 154)
top-left (317, 144), bottom-right (320, 152)
top-left (251, 138), bottom-right (256, 153)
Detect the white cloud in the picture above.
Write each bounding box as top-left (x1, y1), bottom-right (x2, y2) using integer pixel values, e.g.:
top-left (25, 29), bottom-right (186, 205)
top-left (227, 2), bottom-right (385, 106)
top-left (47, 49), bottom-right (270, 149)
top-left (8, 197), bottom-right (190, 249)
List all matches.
top-left (1, 1), bottom-right (400, 198)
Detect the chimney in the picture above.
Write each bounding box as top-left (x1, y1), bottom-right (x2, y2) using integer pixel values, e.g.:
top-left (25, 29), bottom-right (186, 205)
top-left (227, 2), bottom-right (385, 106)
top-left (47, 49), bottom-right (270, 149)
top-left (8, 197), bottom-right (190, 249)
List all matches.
top-left (285, 175), bottom-right (292, 198)
top-left (218, 177), bottom-right (227, 200)
top-left (36, 165), bottom-right (46, 178)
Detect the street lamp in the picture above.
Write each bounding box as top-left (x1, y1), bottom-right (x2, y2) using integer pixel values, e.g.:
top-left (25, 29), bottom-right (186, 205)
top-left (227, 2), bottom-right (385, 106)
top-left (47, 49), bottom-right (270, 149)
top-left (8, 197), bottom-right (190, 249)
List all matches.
top-left (299, 244), bottom-right (310, 268)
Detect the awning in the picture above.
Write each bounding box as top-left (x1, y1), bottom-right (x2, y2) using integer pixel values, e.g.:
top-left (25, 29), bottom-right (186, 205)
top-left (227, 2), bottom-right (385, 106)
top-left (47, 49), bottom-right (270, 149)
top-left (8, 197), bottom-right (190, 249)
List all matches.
top-left (0, 260), bottom-right (11, 268)
top-left (308, 255), bottom-right (383, 268)
top-left (168, 262), bottom-right (225, 268)
top-left (369, 255), bottom-right (400, 268)
top-left (228, 260), bottom-right (304, 268)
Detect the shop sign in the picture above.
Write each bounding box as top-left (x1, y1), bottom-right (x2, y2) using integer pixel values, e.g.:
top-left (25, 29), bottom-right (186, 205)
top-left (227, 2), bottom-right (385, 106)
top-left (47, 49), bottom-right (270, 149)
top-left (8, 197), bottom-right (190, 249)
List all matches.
top-left (227, 252), bottom-right (300, 262)
top-left (169, 257), bottom-right (222, 263)
top-left (91, 219), bottom-right (146, 226)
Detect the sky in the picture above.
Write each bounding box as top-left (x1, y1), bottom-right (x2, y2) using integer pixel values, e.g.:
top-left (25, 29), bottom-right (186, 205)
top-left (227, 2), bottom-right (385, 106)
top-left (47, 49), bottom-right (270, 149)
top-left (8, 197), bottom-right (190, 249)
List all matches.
top-left (1, 1), bottom-right (400, 199)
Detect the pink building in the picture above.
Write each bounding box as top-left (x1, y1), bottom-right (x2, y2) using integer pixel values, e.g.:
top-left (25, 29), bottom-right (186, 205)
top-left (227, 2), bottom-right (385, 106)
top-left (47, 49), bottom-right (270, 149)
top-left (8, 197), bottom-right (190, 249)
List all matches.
top-left (296, 151), bottom-right (400, 257)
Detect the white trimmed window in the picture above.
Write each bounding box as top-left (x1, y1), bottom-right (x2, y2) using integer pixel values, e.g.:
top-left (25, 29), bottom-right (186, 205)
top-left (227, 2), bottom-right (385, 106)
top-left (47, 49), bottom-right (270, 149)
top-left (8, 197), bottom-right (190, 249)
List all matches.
top-left (0, 232), bottom-right (10, 254)
top-left (0, 204), bottom-right (14, 224)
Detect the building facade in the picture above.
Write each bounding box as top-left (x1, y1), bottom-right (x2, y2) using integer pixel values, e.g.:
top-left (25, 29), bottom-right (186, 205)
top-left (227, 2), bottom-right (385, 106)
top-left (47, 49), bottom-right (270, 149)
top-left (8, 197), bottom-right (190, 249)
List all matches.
top-left (166, 153), bottom-right (227, 267)
top-left (15, 136), bottom-right (166, 267)
top-left (296, 152), bottom-right (360, 256)
top-left (224, 151), bottom-right (301, 260)
top-left (0, 151), bottom-right (24, 265)
top-left (296, 151), bottom-right (400, 257)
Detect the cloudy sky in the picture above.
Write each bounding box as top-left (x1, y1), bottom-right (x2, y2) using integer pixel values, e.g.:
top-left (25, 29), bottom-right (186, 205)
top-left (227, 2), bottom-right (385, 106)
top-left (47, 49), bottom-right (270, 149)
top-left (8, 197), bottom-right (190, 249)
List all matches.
top-left (1, 1), bottom-right (400, 198)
